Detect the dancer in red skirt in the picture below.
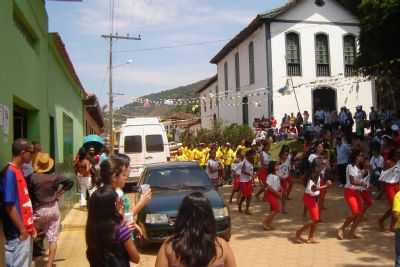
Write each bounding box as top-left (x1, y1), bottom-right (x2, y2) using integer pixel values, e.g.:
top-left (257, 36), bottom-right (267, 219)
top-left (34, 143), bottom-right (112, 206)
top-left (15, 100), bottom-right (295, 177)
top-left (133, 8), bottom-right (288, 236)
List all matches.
top-left (378, 148), bottom-right (400, 232)
top-left (277, 145), bottom-right (291, 213)
top-left (255, 142), bottom-right (272, 200)
top-left (229, 148), bottom-right (244, 203)
top-left (295, 158), bottom-right (331, 243)
top-left (337, 150), bottom-right (368, 240)
top-left (262, 161), bottom-right (282, 230)
top-left (238, 150), bottom-right (255, 215)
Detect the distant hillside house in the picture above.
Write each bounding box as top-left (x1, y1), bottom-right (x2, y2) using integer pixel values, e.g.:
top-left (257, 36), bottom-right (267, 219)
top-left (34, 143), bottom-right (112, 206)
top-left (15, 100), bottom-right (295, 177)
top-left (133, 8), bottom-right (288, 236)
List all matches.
top-left (207, 0), bottom-right (375, 127)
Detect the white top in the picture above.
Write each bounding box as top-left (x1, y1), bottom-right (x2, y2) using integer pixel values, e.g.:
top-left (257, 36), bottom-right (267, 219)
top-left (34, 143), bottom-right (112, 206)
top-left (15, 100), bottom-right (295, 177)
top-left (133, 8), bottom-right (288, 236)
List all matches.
top-left (260, 151), bottom-right (272, 168)
top-left (361, 172), bottom-right (370, 191)
top-left (379, 161), bottom-right (400, 184)
top-left (206, 159), bottom-right (219, 180)
top-left (308, 153), bottom-right (320, 163)
top-left (305, 177), bottom-right (320, 197)
top-left (266, 174), bottom-right (281, 192)
top-left (231, 161), bottom-right (242, 176)
top-left (370, 155), bottom-right (384, 170)
top-left (240, 159), bottom-right (253, 183)
top-left (276, 157), bottom-right (290, 179)
top-left (345, 164), bottom-right (363, 190)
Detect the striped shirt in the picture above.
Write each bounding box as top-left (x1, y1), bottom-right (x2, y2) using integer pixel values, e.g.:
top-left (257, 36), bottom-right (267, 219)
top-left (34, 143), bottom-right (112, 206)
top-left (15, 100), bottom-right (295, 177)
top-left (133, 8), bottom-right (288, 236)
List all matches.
top-left (116, 224), bottom-right (132, 243)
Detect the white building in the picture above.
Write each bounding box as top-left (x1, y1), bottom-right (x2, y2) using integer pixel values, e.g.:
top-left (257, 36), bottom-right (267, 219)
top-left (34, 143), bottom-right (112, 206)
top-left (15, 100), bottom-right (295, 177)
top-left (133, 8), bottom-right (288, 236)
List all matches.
top-left (197, 75), bottom-right (218, 129)
top-left (201, 0), bottom-right (375, 128)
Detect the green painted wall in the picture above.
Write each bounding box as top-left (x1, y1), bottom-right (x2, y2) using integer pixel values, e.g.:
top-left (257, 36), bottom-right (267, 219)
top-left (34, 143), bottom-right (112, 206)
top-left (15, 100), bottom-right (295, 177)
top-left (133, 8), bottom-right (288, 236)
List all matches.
top-left (0, 1), bottom-right (84, 167)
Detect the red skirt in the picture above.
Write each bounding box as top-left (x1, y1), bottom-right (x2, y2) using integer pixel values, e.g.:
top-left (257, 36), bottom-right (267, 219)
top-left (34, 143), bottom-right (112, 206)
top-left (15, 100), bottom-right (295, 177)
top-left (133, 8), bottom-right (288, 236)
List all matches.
top-left (232, 174), bottom-right (240, 191)
top-left (258, 168), bottom-right (268, 185)
top-left (383, 182), bottom-right (400, 208)
top-left (360, 190), bottom-right (373, 208)
top-left (265, 190), bottom-right (281, 212)
top-left (239, 181), bottom-right (253, 198)
top-left (280, 178), bottom-right (289, 193)
top-left (344, 188), bottom-right (363, 216)
top-left (303, 194), bottom-right (320, 222)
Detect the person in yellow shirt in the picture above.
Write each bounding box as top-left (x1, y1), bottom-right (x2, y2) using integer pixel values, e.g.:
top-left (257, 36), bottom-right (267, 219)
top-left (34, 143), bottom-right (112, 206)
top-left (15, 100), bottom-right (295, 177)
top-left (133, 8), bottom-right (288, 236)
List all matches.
top-left (193, 144), bottom-right (202, 163)
top-left (184, 144), bottom-right (194, 160)
top-left (175, 148), bottom-right (187, 161)
top-left (199, 144), bottom-right (209, 168)
top-left (223, 143), bottom-right (235, 183)
top-left (393, 189), bottom-right (400, 267)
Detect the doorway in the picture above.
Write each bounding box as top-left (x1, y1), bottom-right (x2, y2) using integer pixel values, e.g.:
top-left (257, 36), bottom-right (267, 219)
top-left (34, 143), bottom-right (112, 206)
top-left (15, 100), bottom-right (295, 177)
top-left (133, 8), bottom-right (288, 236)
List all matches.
top-left (312, 87), bottom-right (337, 113)
top-left (13, 105), bottom-right (28, 140)
top-left (242, 96), bottom-right (249, 125)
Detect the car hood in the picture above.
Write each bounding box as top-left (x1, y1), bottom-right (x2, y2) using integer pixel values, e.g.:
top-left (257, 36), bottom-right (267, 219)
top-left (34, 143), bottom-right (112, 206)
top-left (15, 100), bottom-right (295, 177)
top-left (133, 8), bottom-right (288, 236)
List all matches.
top-left (144, 189), bottom-right (224, 215)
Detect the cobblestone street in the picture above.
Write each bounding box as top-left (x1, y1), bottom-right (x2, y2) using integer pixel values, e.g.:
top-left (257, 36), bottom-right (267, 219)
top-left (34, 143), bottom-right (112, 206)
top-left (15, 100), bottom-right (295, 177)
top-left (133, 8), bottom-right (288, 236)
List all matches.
top-left (52, 182), bottom-right (394, 267)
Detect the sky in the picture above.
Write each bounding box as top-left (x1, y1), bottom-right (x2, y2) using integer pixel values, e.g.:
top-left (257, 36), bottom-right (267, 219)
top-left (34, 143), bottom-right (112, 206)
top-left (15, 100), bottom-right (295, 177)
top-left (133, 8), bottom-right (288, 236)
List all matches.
top-left (46, 0), bottom-right (286, 107)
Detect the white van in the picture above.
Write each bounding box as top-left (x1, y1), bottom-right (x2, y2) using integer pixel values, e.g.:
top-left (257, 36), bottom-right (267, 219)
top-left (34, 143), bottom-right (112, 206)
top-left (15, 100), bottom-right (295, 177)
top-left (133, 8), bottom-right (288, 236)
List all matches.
top-left (119, 117), bottom-right (170, 185)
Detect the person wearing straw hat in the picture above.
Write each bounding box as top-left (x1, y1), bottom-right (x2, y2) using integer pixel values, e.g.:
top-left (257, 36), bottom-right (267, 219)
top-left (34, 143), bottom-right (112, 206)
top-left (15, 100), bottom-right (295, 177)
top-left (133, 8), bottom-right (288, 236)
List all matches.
top-left (27, 152), bottom-right (74, 267)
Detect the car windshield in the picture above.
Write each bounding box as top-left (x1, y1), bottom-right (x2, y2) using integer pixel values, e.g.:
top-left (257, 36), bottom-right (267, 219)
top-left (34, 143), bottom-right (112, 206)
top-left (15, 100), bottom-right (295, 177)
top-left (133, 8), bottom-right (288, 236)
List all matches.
top-left (144, 166), bottom-right (212, 189)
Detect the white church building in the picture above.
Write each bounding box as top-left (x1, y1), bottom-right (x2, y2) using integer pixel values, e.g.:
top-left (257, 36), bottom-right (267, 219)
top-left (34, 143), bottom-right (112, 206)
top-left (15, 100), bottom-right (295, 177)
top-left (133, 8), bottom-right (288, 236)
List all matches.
top-left (198, 0), bottom-right (376, 129)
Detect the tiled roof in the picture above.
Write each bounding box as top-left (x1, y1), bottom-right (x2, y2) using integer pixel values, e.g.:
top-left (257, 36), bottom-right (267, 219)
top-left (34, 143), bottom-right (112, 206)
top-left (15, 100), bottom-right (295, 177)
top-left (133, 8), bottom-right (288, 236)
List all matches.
top-left (196, 74), bottom-right (218, 94)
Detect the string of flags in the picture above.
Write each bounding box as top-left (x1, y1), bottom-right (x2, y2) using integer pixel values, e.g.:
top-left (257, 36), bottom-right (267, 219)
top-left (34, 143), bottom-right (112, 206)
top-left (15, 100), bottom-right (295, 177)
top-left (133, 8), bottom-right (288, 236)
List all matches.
top-left (132, 74), bottom-right (372, 108)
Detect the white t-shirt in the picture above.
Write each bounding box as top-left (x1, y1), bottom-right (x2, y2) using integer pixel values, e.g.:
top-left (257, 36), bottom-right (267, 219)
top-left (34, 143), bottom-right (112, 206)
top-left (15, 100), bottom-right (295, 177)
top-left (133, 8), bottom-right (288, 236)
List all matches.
top-left (277, 157), bottom-right (290, 179)
top-left (370, 155), bottom-right (384, 170)
top-left (266, 174), bottom-right (281, 192)
top-left (260, 151), bottom-right (272, 168)
top-left (305, 177), bottom-right (320, 197)
top-left (379, 161), bottom-right (400, 184)
top-left (240, 159), bottom-right (253, 183)
top-left (345, 164), bottom-right (363, 190)
top-left (231, 161), bottom-right (242, 176)
top-left (206, 159), bottom-right (219, 180)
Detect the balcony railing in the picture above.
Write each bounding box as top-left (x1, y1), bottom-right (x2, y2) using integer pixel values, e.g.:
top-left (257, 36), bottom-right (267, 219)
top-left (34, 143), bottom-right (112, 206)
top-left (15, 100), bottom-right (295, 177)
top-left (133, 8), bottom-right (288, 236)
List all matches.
top-left (287, 63), bottom-right (301, 76)
top-left (345, 65), bottom-right (356, 77)
top-left (317, 64), bottom-right (330, 77)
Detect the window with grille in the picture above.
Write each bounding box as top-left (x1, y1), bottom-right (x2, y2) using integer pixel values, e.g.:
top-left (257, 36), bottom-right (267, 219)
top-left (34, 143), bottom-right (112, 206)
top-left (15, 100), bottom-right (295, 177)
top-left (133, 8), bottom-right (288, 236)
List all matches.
top-left (235, 53), bottom-right (240, 91)
top-left (224, 62), bottom-right (228, 97)
top-left (203, 100), bottom-right (207, 112)
top-left (248, 42), bottom-right (255, 84)
top-left (286, 32), bottom-right (301, 76)
top-left (315, 34), bottom-right (330, 77)
top-left (343, 35), bottom-right (356, 77)
top-left (210, 97), bottom-right (212, 109)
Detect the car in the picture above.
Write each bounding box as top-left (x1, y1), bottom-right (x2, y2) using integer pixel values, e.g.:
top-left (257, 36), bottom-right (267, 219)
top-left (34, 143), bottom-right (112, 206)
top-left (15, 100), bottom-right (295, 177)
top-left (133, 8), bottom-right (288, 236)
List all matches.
top-left (119, 117), bottom-right (170, 187)
top-left (133, 161), bottom-right (231, 248)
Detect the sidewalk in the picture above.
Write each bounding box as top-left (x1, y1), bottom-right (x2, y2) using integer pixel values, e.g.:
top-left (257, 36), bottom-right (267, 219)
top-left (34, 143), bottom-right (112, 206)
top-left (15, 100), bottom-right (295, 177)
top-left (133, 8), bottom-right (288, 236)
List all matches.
top-left (54, 185), bottom-right (395, 267)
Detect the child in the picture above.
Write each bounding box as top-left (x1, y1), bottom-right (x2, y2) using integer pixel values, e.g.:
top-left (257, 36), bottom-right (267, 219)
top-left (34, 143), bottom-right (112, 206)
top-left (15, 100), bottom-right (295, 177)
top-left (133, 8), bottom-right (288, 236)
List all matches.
top-left (370, 146), bottom-right (384, 193)
top-left (255, 142), bottom-right (272, 200)
top-left (277, 145), bottom-right (291, 213)
top-left (262, 161), bottom-right (282, 230)
top-left (295, 158), bottom-right (331, 243)
top-left (206, 150), bottom-right (220, 189)
top-left (337, 150), bottom-right (368, 240)
top-left (239, 150), bottom-right (255, 215)
top-left (229, 149), bottom-right (244, 203)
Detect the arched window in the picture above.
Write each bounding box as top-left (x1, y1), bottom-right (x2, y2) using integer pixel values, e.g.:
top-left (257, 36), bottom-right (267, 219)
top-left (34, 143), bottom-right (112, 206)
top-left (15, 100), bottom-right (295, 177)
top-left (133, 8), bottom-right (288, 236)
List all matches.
top-left (343, 35), bottom-right (356, 76)
top-left (315, 33), bottom-right (330, 76)
top-left (209, 97), bottom-right (213, 109)
top-left (286, 32), bottom-right (301, 76)
top-left (203, 100), bottom-right (206, 113)
top-left (224, 62), bottom-right (228, 97)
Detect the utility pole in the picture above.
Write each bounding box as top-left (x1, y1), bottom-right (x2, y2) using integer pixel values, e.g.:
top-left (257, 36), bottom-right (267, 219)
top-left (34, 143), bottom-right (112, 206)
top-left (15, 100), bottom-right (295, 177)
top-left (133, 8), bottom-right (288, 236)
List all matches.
top-left (101, 0), bottom-right (141, 146)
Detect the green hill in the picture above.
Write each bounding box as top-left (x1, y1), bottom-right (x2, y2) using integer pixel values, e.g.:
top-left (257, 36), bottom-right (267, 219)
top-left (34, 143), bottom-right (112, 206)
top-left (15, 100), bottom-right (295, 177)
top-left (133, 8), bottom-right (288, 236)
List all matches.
top-left (113, 77), bottom-right (212, 127)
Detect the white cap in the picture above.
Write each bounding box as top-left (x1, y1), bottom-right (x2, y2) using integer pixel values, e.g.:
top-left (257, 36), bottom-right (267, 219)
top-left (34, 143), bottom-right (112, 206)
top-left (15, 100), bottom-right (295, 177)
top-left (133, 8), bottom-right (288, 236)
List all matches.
top-left (392, 124), bottom-right (400, 132)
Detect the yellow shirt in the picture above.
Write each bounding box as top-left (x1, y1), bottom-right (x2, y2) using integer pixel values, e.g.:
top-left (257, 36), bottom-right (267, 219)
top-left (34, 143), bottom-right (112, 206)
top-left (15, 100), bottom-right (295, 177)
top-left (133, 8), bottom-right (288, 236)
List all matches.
top-left (223, 148), bottom-right (235, 166)
top-left (393, 191), bottom-right (400, 229)
top-left (193, 149), bottom-right (202, 162)
top-left (185, 149), bottom-right (194, 161)
top-left (216, 148), bottom-right (224, 163)
top-left (199, 150), bottom-right (209, 167)
top-left (175, 154), bottom-right (187, 161)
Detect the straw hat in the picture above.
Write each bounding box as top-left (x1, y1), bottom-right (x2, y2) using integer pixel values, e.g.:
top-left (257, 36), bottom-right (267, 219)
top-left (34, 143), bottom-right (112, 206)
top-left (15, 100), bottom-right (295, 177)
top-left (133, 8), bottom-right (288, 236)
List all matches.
top-left (34, 153), bottom-right (54, 173)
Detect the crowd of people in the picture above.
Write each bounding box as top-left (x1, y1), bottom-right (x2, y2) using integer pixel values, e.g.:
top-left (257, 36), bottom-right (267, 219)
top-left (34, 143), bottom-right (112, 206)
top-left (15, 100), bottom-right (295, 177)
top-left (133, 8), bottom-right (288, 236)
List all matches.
top-left (1, 104), bottom-right (400, 267)
top-left (175, 105), bottom-right (400, 262)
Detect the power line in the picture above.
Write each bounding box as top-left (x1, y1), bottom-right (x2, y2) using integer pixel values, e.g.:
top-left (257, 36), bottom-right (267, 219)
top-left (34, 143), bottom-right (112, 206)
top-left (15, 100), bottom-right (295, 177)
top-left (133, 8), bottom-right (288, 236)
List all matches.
top-left (114, 38), bottom-right (232, 53)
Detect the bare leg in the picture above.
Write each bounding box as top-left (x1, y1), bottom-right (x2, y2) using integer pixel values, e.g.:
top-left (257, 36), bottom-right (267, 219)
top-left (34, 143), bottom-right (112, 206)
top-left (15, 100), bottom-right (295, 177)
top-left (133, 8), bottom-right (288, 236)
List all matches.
top-left (390, 213), bottom-right (397, 232)
top-left (245, 197), bottom-right (252, 215)
top-left (337, 216), bottom-right (355, 240)
top-left (46, 242), bottom-right (57, 267)
top-left (287, 182), bottom-right (293, 200)
top-left (238, 197), bottom-right (245, 212)
top-left (307, 222), bottom-right (318, 243)
top-left (255, 187), bottom-right (264, 200)
top-left (349, 215), bottom-right (362, 238)
top-left (296, 222), bottom-right (312, 243)
top-left (379, 209), bottom-right (392, 231)
top-left (263, 211), bottom-right (278, 230)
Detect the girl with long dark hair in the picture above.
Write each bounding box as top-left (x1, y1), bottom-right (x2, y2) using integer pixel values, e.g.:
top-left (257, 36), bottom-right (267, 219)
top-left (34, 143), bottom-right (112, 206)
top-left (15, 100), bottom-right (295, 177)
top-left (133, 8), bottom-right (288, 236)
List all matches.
top-left (86, 186), bottom-right (140, 267)
top-left (337, 149), bottom-right (368, 240)
top-left (74, 147), bottom-right (92, 208)
top-left (155, 192), bottom-right (237, 267)
top-left (276, 145), bottom-right (291, 213)
top-left (295, 158), bottom-right (331, 244)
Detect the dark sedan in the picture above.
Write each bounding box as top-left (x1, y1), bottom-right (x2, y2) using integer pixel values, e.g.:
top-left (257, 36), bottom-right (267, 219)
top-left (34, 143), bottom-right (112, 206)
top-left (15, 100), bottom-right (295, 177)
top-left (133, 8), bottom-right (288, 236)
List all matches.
top-left (134, 161), bottom-right (231, 247)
